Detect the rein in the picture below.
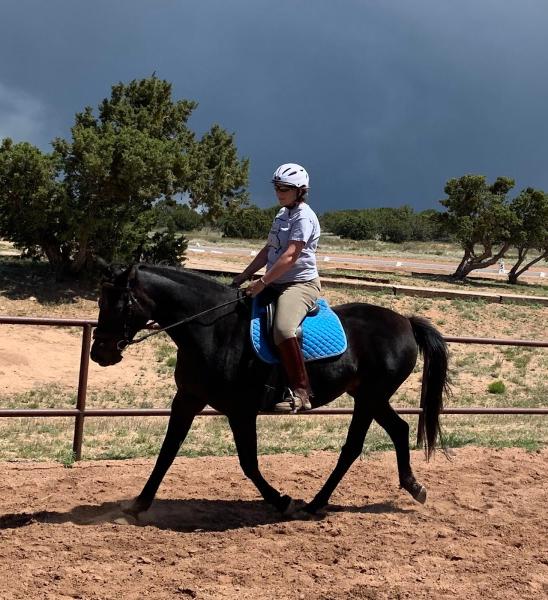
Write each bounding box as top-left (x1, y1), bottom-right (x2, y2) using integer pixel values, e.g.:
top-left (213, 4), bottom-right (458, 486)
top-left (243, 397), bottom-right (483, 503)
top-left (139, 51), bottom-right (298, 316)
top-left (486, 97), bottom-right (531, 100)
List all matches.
top-left (121, 293), bottom-right (245, 349)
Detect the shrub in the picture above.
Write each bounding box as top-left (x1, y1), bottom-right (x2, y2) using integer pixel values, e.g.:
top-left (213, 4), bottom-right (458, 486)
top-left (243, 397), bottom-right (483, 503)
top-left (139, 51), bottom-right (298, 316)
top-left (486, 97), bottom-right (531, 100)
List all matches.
top-left (321, 206), bottom-right (447, 242)
top-left (487, 380), bottom-right (506, 394)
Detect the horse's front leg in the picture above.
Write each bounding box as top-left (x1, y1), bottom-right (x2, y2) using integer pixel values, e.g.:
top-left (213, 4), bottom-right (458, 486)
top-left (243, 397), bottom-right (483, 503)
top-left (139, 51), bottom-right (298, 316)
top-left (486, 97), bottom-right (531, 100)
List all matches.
top-left (228, 411), bottom-right (292, 514)
top-left (124, 392), bottom-right (205, 517)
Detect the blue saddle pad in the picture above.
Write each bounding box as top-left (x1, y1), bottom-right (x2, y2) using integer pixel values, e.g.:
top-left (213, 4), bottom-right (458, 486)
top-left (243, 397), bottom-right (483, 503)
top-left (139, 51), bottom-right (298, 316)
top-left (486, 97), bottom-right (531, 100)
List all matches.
top-left (250, 297), bottom-right (347, 364)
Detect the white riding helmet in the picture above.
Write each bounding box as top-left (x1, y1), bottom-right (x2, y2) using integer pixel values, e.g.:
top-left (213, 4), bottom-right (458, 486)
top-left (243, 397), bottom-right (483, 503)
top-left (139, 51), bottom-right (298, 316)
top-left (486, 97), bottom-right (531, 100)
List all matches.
top-left (272, 163), bottom-right (309, 189)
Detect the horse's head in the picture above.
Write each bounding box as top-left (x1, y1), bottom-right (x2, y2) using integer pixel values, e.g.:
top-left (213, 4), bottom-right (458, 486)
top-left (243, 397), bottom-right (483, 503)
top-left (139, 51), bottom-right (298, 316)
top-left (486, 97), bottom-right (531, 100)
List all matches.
top-left (90, 264), bottom-right (153, 366)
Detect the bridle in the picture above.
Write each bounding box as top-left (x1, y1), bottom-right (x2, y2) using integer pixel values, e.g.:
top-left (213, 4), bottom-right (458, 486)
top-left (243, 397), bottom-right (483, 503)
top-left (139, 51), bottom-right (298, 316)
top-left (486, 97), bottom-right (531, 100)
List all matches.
top-left (94, 280), bottom-right (245, 351)
top-left (93, 281), bottom-right (146, 350)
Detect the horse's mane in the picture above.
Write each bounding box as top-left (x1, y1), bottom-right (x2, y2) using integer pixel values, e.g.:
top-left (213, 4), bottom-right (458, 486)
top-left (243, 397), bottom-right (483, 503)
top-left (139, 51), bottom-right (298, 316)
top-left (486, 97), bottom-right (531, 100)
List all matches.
top-left (138, 264), bottom-right (231, 293)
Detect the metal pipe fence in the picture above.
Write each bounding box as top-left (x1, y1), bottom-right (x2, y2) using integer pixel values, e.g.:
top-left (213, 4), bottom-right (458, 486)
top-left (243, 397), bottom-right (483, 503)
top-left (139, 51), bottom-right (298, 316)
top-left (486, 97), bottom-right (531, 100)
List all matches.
top-left (1, 316), bottom-right (547, 460)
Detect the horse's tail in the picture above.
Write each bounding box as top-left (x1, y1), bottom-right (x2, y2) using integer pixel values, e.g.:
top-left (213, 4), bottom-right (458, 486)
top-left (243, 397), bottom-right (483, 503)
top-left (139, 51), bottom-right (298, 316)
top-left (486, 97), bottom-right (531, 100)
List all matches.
top-left (409, 316), bottom-right (450, 460)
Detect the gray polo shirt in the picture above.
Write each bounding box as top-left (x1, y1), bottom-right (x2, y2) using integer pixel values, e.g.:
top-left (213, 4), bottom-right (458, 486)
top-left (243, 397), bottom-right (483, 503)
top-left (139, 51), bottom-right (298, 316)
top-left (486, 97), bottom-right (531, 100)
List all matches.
top-left (266, 202), bottom-right (321, 284)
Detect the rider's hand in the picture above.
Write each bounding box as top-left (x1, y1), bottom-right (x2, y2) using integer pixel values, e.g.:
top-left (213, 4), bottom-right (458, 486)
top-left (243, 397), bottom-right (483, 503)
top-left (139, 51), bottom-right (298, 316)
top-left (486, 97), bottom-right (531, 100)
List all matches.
top-left (245, 277), bottom-right (267, 298)
top-left (231, 273), bottom-right (248, 288)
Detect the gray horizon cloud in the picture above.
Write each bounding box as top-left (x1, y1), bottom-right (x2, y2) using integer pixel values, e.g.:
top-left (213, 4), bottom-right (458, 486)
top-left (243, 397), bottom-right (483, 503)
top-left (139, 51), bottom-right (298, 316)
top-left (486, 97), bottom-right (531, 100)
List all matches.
top-left (0, 83), bottom-right (48, 144)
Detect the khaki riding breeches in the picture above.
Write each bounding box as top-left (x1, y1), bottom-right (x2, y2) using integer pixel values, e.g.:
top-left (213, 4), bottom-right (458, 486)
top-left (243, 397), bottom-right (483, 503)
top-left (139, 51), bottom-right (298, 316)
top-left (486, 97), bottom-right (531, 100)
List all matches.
top-left (270, 278), bottom-right (321, 346)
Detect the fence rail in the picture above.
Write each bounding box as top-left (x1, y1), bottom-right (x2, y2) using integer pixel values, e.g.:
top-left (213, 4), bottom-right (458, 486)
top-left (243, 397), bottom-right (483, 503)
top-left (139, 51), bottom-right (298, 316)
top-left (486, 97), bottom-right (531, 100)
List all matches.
top-left (1, 316), bottom-right (547, 460)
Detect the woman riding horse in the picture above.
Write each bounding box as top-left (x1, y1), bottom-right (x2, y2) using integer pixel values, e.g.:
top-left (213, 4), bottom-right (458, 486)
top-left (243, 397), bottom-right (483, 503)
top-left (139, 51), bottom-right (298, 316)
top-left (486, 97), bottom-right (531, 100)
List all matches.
top-left (232, 163), bottom-right (321, 413)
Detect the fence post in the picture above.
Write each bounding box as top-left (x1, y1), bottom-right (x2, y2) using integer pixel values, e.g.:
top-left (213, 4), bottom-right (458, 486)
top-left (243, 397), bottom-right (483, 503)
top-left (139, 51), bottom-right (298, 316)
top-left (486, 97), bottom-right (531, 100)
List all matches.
top-left (73, 323), bottom-right (92, 460)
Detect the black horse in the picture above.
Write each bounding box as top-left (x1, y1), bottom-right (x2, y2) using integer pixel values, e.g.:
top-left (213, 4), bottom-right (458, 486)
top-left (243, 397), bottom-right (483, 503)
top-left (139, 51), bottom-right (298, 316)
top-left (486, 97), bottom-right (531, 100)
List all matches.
top-left (90, 264), bottom-right (449, 517)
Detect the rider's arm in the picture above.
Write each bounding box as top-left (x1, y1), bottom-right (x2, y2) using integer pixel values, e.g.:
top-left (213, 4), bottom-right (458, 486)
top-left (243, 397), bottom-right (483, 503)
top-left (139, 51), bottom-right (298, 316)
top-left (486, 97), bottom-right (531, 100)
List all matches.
top-left (260, 240), bottom-right (306, 285)
top-left (245, 240), bottom-right (305, 297)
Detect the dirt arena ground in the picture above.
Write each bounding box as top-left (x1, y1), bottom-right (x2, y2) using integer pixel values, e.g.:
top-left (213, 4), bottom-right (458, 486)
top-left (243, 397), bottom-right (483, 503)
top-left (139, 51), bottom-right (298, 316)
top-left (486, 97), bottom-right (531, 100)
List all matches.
top-left (1, 252), bottom-right (546, 598)
top-left (0, 447), bottom-right (546, 600)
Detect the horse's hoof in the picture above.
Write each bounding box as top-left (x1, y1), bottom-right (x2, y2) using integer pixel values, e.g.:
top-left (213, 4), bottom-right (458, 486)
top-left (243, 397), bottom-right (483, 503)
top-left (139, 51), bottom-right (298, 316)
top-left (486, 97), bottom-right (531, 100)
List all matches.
top-left (413, 485), bottom-right (427, 504)
top-left (401, 480), bottom-right (427, 505)
top-left (286, 500), bottom-right (297, 516)
top-left (282, 498), bottom-right (297, 516)
top-left (120, 499), bottom-right (145, 518)
top-left (281, 497), bottom-right (308, 517)
top-left (279, 494), bottom-right (294, 515)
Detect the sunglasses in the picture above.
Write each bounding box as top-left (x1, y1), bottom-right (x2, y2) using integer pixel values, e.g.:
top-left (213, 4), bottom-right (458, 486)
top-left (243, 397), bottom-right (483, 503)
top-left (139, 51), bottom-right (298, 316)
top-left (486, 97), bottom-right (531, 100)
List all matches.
top-left (274, 184), bottom-right (295, 193)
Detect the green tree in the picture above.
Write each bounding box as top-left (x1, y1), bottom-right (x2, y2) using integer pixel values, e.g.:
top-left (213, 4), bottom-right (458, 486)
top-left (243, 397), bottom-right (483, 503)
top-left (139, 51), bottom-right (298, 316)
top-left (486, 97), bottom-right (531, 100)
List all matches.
top-left (321, 210), bottom-right (357, 235)
top-left (0, 76), bottom-right (248, 277)
top-left (413, 209), bottom-right (448, 241)
top-left (115, 207), bottom-right (189, 265)
top-left (506, 188), bottom-right (548, 284)
top-left (186, 124), bottom-right (249, 221)
top-left (322, 206), bottom-right (437, 243)
top-left (439, 175), bottom-right (517, 280)
top-left (321, 210), bottom-right (377, 240)
top-left (222, 205), bottom-right (277, 239)
top-left (150, 198), bottom-right (202, 232)
top-left (0, 139), bottom-right (71, 266)
top-left (374, 206), bottom-right (414, 242)
top-left (339, 213), bottom-right (377, 240)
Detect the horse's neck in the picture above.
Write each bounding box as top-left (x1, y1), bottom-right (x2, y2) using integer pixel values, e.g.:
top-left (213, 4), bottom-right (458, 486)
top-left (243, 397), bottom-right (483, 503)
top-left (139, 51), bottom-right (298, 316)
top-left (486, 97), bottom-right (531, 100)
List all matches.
top-left (139, 268), bottom-right (232, 325)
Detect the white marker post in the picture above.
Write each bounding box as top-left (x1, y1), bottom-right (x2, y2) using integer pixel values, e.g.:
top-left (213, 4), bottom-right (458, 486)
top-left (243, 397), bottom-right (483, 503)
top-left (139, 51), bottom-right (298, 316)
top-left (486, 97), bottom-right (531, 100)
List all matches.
top-left (498, 258), bottom-right (506, 274)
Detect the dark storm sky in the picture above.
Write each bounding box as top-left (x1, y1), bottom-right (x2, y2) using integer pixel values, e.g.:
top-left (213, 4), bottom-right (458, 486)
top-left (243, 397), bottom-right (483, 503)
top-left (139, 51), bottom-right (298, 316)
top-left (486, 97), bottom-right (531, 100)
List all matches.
top-left (1, 0), bottom-right (547, 213)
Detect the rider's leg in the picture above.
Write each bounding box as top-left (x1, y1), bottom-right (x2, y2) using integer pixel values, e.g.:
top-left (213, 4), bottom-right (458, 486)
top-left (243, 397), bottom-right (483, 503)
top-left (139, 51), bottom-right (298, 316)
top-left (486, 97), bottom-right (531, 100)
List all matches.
top-left (272, 279), bottom-right (320, 412)
top-left (277, 336), bottom-right (313, 411)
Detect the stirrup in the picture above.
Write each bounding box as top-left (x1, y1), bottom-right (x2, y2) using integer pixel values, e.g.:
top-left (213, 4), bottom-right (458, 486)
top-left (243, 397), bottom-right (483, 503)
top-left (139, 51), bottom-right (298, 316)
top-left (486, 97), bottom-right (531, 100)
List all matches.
top-left (273, 389), bottom-right (311, 414)
top-left (272, 400), bottom-right (295, 413)
top-left (273, 389), bottom-right (299, 414)
top-left (274, 388), bottom-right (301, 415)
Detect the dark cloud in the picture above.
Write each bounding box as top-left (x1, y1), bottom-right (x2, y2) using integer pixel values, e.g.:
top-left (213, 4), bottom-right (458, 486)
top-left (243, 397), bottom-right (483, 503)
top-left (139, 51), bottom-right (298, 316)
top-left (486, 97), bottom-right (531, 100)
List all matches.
top-left (1, 0), bottom-right (547, 213)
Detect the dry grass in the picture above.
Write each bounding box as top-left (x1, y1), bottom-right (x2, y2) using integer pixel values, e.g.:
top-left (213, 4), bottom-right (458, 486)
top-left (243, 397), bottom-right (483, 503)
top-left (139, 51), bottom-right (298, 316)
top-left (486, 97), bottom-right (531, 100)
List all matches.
top-left (0, 256), bottom-right (546, 462)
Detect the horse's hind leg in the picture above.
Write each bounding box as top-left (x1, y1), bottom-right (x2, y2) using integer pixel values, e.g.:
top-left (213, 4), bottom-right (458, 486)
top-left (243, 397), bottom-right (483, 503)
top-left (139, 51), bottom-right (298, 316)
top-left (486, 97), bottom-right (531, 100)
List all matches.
top-left (125, 392), bottom-right (204, 516)
top-left (374, 403), bottom-right (427, 503)
top-left (305, 401), bottom-right (374, 514)
top-left (228, 411), bottom-right (292, 514)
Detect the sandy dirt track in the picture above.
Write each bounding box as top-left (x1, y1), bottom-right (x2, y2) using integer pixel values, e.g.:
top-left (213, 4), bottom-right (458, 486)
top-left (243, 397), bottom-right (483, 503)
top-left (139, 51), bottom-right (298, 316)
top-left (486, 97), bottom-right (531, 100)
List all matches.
top-left (0, 447), bottom-right (546, 599)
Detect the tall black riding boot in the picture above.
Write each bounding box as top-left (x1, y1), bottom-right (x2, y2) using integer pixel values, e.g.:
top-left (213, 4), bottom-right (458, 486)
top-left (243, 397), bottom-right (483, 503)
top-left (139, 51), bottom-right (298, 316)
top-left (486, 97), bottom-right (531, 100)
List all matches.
top-left (276, 337), bottom-right (313, 412)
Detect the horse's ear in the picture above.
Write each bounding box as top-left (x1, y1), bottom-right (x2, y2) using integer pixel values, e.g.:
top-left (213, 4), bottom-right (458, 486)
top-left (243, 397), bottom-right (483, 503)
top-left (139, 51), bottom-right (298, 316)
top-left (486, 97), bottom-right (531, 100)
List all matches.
top-left (126, 264), bottom-right (139, 287)
top-left (95, 256), bottom-right (113, 275)
top-left (94, 257), bottom-right (126, 280)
